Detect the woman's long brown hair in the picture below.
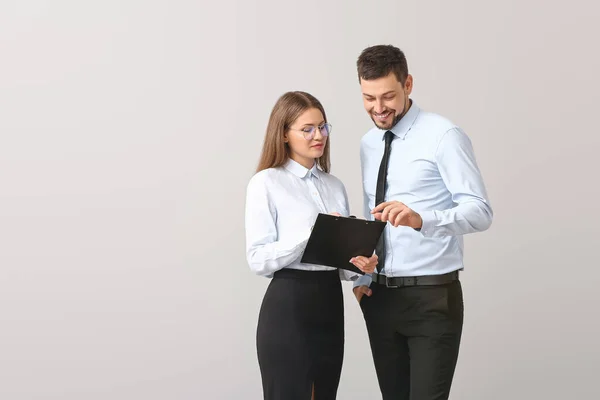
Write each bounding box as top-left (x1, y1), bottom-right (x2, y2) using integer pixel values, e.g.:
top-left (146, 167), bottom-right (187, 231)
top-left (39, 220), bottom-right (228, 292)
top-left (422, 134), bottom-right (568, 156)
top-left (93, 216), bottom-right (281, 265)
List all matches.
top-left (256, 91), bottom-right (331, 173)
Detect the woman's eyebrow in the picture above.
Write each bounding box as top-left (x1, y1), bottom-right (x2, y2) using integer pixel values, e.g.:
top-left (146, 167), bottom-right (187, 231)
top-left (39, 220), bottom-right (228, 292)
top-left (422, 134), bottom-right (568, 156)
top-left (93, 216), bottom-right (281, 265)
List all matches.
top-left (299, 120), bottom-right (325, 126)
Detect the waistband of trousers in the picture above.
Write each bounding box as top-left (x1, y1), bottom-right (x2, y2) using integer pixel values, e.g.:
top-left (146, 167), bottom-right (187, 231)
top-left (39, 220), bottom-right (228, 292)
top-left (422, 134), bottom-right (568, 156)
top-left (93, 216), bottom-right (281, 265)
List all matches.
top-left (273, 268), bottom-right (339, 281)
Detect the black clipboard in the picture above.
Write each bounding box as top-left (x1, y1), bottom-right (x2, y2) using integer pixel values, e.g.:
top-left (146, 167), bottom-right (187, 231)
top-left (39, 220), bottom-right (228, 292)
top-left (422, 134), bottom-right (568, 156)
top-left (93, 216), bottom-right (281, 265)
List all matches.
top-left (300, 213), bottom-right (386, 274)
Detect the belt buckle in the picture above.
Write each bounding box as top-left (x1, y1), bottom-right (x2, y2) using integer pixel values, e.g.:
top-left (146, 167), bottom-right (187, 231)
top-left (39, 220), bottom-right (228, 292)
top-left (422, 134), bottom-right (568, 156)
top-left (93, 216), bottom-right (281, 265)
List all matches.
top-left (385, 276), bottom-right (398, 288)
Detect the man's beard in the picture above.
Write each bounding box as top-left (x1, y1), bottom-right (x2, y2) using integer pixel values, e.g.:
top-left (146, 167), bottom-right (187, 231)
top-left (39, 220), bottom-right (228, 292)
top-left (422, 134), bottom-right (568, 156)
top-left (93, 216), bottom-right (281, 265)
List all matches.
top-left (371, 111), bottom-right (403, 130)
top-left (371, 99), bottom-right (411, 130)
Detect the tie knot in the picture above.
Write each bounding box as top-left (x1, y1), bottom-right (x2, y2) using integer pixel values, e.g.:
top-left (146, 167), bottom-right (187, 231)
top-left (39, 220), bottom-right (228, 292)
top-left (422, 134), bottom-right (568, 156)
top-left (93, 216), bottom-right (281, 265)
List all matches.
top-left (384, 130), bottom-right (394, 144)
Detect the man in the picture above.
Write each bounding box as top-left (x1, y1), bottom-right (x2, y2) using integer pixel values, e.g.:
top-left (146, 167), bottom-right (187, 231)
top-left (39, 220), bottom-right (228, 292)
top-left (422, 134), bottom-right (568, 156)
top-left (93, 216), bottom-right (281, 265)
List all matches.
top-left (353, 44), bottom-right (493, 400)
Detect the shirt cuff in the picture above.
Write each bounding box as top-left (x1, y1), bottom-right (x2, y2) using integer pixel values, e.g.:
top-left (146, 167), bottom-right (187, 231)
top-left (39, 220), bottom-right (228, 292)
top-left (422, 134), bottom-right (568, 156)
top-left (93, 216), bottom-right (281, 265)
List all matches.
top-left (419, 210), bottom-right (437, 237)
top-left (353, 273), bottom-right (372, 288)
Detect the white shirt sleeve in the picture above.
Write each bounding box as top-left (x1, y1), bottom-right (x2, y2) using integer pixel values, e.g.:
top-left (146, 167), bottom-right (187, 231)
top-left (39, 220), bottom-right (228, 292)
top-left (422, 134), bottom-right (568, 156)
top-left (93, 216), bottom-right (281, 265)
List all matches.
top-left (245, 173), bottom-right (311, 277)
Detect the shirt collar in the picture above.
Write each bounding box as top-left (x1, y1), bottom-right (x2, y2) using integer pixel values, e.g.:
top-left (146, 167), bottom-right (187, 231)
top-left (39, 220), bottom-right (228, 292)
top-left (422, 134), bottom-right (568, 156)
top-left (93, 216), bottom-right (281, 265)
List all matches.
top-left (380, 100), bottom-right (420, 141)
top-left (284, 158), bottom-right (321, 180)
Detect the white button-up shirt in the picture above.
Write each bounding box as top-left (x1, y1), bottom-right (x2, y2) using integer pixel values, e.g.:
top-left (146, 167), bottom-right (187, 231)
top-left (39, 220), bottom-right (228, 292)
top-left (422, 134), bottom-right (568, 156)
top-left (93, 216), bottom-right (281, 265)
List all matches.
top-left (245, 159), bottom-right (359, 281)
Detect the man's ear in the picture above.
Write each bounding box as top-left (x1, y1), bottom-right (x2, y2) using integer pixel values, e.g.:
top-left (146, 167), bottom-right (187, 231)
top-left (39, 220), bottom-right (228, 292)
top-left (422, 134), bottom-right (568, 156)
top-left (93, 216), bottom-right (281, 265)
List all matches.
top-left (404, 74), bottom-right (414, 95)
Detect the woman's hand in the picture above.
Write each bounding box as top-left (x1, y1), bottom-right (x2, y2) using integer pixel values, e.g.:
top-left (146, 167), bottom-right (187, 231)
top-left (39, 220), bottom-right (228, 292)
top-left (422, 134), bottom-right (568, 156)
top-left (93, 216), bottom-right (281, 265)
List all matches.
top-left (349, 254), bottom-right (378, 274)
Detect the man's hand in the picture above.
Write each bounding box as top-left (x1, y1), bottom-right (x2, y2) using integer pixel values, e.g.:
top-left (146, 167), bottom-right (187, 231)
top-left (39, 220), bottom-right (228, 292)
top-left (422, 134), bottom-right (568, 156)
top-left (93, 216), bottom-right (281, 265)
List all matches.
top-left (353, 285), bottom-right (372, 303)
top-left (350, 254), bottom-right (378, 274)
top-left (371, 201), bottom-right (423, 229)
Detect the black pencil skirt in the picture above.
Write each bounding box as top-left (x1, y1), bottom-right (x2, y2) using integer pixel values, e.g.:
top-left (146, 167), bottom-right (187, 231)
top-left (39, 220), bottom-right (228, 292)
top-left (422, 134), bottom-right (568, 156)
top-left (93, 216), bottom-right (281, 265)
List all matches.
top-left (256, 268), bottom-right (344, 400)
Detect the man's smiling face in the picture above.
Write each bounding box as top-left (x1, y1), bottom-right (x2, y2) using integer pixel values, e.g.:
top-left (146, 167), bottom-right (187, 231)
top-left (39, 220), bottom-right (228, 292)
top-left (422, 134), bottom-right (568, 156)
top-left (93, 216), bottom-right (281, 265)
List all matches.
top-left (360, 71), bottom-right (413, 130)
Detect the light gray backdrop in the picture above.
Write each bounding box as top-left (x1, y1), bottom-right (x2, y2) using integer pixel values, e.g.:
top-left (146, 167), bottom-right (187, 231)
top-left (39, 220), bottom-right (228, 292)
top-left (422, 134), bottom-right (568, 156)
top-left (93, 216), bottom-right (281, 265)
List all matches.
top-left (1, 0), bottom-right (598, 399)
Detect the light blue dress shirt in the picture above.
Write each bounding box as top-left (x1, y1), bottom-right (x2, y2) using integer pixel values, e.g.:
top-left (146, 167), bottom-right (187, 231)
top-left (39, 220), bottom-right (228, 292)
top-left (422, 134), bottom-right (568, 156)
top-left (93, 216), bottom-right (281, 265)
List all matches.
top-left (354, 101), bottom-right (493, 287)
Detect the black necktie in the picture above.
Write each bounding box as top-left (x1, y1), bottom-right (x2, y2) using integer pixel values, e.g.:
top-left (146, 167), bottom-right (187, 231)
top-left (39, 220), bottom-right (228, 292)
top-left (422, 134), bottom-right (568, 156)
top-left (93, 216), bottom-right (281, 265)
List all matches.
top-left (374, 131), bottom-right (395, 273)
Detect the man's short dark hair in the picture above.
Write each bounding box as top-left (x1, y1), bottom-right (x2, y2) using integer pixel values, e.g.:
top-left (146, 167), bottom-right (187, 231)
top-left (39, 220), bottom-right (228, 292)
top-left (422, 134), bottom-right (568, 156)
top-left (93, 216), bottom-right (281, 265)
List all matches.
top-left (356, 45), bottom-right (409, 84)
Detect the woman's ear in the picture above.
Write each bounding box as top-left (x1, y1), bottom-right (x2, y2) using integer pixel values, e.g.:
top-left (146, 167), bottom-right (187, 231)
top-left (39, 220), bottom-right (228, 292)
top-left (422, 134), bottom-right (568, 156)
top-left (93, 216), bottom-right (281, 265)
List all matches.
top-left (283, 132), bottom-right (289, 143)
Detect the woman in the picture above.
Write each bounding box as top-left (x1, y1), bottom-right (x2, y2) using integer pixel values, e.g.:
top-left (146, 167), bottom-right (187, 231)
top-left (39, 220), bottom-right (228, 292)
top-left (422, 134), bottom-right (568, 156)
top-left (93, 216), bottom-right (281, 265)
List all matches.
top-left (244, 91), bottom-right (378, 400)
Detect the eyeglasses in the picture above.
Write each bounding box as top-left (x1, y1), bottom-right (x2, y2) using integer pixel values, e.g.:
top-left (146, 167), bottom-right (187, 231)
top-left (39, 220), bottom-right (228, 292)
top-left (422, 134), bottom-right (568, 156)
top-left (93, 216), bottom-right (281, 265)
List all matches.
top-left (288, 123), bottom-right (332, 140)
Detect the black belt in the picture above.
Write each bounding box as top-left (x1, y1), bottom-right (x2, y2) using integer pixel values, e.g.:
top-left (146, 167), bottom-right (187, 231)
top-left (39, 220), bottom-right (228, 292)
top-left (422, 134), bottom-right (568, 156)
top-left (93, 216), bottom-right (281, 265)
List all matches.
top-left (372, 271), bottom-right (459, 288)
top-left (273, 268), bottom-right (339, 282)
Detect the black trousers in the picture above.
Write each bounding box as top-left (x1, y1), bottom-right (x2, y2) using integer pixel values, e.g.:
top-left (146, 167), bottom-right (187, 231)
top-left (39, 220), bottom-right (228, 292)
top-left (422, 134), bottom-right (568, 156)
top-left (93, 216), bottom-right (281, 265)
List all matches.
top-left (257, 269), bottom-right (344, 400)
top-left (360, 278), bottom-right (464, 400)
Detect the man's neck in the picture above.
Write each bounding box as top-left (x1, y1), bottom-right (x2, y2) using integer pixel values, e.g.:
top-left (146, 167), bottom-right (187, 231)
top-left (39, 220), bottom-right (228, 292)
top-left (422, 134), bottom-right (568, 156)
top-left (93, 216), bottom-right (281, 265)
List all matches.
top-left (391, 98), bottom-right (412, 129)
